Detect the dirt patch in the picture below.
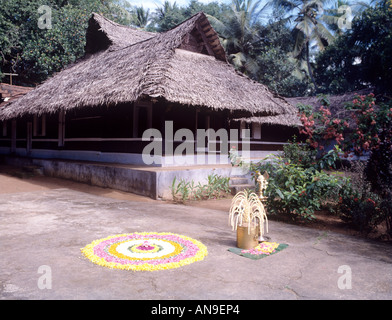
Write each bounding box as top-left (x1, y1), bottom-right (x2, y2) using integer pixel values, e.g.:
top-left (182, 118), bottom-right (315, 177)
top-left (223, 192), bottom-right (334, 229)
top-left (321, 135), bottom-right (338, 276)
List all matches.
top-left (0, 163), bottom-right (389, 242)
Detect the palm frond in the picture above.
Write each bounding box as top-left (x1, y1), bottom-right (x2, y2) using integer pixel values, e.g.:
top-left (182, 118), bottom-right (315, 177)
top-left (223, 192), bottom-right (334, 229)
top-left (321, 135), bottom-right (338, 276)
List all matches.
top-left (311, 22), bottom-right (334, 50)
top-left (229, 190), bottom-right (268, 236)
top-left (292, 27), bottom-right (306, 57)
top-left (295, 16), bottom-right (314, 37)
top-left (270, 0), bottom-right (301, 12)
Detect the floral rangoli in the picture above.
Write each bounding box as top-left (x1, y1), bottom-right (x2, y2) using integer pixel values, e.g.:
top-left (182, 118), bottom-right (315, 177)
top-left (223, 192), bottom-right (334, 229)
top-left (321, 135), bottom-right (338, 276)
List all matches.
top-left (81, 232), bottom-right (208, 271)
top-left (228, 242), bottom-right (288, 260)
top-left (241, 242), bottom-right (280, 256)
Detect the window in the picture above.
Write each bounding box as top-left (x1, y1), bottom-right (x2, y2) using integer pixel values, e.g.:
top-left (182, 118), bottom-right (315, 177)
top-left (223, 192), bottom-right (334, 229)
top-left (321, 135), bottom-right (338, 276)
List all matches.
top-left (33, 114), bottom-right (46, 136)
top-left (239, 121), bottom-right (252, 139)
top-left (252, 122), bottom-right (261, 140)
top-left (133, 102), bottom-right (152, 138)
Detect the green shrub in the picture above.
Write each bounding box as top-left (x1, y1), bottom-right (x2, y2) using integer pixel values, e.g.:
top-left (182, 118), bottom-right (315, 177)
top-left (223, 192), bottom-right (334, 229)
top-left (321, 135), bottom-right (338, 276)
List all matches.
top-left (252, 155), bottom-right (344, 221)
top-left (337, 162), bottom-right (385, 233)
top-left (283, 137), bottom-right (342, 171)
top-left (380, 190), bottom-right (392, 238)
top-left (282, 137), bottom-right (317, 168)
top-left (171, 173), bottom-right (230, 203)
top-left (337, 179), bottom-right (383, 233)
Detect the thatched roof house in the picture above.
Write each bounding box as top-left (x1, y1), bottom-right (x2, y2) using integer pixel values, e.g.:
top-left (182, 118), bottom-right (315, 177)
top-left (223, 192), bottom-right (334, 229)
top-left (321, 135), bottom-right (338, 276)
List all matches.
top-left (0, 11), bottom-right (305, 171)
top-left (0, 12), bottom-right (297, 124)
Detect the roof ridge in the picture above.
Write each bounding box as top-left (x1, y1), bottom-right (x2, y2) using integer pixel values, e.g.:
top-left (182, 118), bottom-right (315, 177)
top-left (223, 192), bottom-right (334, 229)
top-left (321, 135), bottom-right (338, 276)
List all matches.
top-left (85, 12), bottom-right (155, 54)
top-left (161, 11), bottom-right (226, 62)
top-left (91, 12), bottom-right (149, 32)
top-left (161, 11), bottom-right (205, 34)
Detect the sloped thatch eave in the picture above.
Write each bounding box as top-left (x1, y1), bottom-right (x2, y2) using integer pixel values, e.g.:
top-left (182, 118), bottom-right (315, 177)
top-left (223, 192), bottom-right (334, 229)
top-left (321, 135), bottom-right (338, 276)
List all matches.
top-left (233, 113), bottom-right (302, 127)
top-left (286, 88), bottom-right (374, 119)
top-left (165, 49), bottom-right (295, 115)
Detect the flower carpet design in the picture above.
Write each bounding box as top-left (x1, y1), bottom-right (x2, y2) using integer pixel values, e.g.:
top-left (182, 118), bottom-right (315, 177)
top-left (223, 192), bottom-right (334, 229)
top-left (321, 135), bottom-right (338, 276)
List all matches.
top-left (241, 242), bottom-right (280, 256)
top-left (81, 232), bottom-right (208, 271)
top-left (228, 242), bottom-right (288, 260)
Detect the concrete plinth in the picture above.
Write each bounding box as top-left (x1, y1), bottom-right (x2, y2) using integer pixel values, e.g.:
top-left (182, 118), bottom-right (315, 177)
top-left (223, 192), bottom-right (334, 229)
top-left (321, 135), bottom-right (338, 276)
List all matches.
top-left (0, 155), bottom-right (254, 199)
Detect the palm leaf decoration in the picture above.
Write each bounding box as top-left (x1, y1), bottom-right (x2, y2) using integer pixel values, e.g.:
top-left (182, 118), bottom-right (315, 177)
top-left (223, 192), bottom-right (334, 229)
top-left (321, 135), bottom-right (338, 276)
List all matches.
top-left (229, 190), bottom-right (268, 237)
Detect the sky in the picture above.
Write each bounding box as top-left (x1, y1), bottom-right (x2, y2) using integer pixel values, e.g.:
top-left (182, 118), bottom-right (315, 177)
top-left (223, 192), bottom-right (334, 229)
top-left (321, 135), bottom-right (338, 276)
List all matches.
top-left (120, 0), bottom-right (375, 29)
top-left (120, 0), bottom-right (374, 16)
top-left (124, 0), bottom-right (230, 11)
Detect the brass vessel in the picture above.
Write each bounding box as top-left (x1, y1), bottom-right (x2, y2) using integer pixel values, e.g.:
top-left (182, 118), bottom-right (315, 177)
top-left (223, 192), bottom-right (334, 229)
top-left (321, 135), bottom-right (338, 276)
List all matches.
top-left (236, 225), bottom-right (259, 250)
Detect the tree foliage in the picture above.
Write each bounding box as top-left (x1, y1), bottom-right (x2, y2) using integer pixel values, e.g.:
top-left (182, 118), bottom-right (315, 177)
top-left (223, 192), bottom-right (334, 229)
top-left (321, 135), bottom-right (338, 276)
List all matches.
top-left (314, 0), bottom-right (392, 95)
top-left (254, 16), bottom-right (310, 97)
top-left (148, 0), bottom-right (230, 32)
top-left (206, 0), bottom-right (268, 78)
top-left (1, 0), bottom-right (390, 99)
top-left (0, 0), bottom-right (132, 85)
top-left (269, 0), bottom-right (334, 90)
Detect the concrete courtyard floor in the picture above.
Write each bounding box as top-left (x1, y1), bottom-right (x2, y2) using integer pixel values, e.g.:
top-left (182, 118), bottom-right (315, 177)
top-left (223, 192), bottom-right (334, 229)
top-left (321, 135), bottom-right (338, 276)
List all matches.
top-left (0, 169), bottom-right (391, 300)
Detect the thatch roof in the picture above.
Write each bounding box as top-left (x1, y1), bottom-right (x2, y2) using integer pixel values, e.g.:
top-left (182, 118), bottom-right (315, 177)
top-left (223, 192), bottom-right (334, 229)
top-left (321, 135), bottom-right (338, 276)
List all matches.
top-left (233, 89), bottom-right (376, 128)
top-left (85, 13), bottom-right (155, 53)
top-left (0, 12), bottom-right (296, 122)
top-left (0, 83), bottom-right (33, 108)
top-left (286, 89), bottom-right (374, 119)
top-left (233, 114), bottom-right (302, 127)
top-left (285, 89), bottom-right (374, 128)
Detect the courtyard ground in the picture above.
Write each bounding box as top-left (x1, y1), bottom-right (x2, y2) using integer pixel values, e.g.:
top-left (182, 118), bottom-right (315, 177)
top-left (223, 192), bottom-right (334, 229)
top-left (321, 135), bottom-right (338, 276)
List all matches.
top-left (0, 164), bottom-right (391, 300)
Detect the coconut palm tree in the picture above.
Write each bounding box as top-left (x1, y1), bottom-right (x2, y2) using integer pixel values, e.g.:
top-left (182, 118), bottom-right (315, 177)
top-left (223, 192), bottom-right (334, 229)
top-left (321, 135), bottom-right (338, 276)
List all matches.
top-left (151, 1), bottom-right (185, 32)
top-left (353, 0), bottom-right (388, 11)
top-left (269, 0), bottom-right (335, 89)
top-left (132, 6), bottom-right (150, 29)
top-left (207, 0), bottom-right (269, 78)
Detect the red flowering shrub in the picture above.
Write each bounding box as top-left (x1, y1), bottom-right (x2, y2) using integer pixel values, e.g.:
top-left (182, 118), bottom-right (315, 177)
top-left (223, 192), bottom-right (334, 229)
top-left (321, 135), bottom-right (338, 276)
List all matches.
top-left (298, 100), bottom-right (348, 153)
top-left (298, 94), bottom-right (392, 236)
top-left (344, 93), bottom-right (386, 156)
top-left (298, 93), bottom-right (391, 158)
top-left (337, 177), bottom-right (383, 233)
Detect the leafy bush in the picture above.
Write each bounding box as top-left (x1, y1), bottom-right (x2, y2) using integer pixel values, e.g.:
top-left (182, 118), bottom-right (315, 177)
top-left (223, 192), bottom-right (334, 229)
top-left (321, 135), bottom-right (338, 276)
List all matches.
top-left (380, 190), bottom-right (392, 238)
top-left (282, 137), bottom-right (317, 168)
top-left (337, 179), bottom-right (383, 233)
top-left (337, 161), bottom-right (385, 233)
top-left (171, 173), bottom-right (230, 203)
top-left (251, 155), bottom-right (344, 221)
top-left (295, 93), bottom-right (392, 237)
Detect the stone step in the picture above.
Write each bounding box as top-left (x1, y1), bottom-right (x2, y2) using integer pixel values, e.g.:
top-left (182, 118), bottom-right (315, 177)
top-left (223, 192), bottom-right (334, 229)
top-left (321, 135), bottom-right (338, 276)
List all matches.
top-left (7, 165), bottom-right (44, 179)
top-left (229, 177), bottom-right (250, 186)
top-left (230, 184), bottom-right (256, 195)
top-left (22, 165), bottom-right (44, 175)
